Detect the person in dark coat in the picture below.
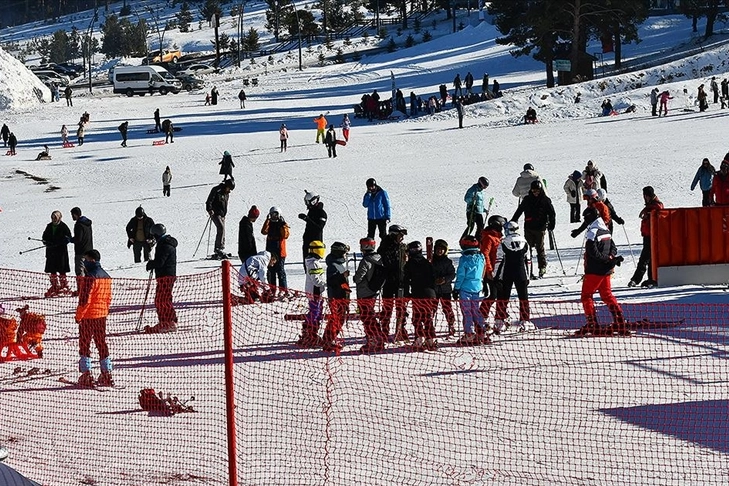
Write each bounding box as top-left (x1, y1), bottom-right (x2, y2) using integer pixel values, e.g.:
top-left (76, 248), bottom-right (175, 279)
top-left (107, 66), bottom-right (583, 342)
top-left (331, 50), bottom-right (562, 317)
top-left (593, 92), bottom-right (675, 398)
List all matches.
top-left (210, 86), bottom-right (219, 105)
top-left (42, 210), bottom-right (72, 297)
top-left (118, 121), bottom-right (128, 147)
top-left (377, 224), bottom-right (408, 341)
top-left (322, 242), bottom-right (351, 352)
top-left (162, 119), bottom-right (174, 143)
top-left (219, 151), bottom-right (235, 180)
top-left (145, 223), bottom-right (178, 333)
top-left (298, 190), bottom-right (328, 265)
top-left (71, 207), bottom-right (93, 277)
top-left (432, 239), bottom-right (456, 335)
top-left (628, 186), bottom-right (664, 288)
top-left (7, 132), bottom-right (17, 155)
top-left (154, 108), bottom-right (162, 132)
top-left (206, 179), bottom-right (235, 258)
top-left (511, 180), bottom-right (556, 278)
top-left (126, 206), bottom-right (155, 263)
top-left (1, 123), bottom-right (9, 147)
top-left (455, 97), bottom-right (465, 129)
top-left (238, 205), bottom-right (259, 262)
top-left (402, 241), bottom-right (437, 351)
top-left (324, 125), bottom-right (337, 158)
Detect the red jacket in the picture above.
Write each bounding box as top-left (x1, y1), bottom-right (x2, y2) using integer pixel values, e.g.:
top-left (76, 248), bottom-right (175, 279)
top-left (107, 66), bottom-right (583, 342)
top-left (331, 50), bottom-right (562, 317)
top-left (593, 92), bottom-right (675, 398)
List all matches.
top-left (711, 172), bottom-right (729, 205)
top-left (478, 228), bottom-right (502, 277)
top-left (639, 196), bottom-right (663, 237)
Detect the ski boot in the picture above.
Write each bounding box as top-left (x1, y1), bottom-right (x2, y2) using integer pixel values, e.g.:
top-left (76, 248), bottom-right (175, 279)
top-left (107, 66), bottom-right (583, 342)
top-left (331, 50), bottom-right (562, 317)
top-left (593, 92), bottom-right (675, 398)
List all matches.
top-left (411, 336), bottom-right (425, 351)
top-left (606, 309), bottom-right (631, 336)
top-left (97, 371), bottom-right (114, 387)
top-left (77, 372), bottom-right (95, 388)
top-left (538, 267), bottom-right (547, 278)
top-left (475, 326), bottom-right (491, 344)
top-left (393, 323), bottom-right (410, 343)
top-left (492, 319), bottom-right (508, 335)
top-left (575, 315), bottom-right (603, 336)
top-left (517, 320), bottom-right (536, 332)
top-left (447, 320), bottom-right (456, 337)
top-left (456, 333), bottom-right (479, 346)
top-left (423, 338), bottom-right (438, 351)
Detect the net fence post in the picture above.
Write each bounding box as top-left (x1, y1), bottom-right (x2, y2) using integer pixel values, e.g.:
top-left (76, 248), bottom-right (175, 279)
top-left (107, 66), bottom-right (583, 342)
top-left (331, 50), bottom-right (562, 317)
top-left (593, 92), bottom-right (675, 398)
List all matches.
top-left (221, 260), bottom-right (238, 486)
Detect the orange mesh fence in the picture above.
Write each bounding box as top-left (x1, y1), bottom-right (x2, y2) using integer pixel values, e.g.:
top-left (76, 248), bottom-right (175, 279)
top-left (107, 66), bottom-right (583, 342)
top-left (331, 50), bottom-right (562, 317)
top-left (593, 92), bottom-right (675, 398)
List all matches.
top-left (2, 265), bottom-right (729, 484)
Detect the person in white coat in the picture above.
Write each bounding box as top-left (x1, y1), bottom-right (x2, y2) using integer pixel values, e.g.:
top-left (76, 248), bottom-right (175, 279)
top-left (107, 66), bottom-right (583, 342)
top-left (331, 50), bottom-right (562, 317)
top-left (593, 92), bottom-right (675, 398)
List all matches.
top-left (563, 170), bottom-right (584, 223)
top-left (512, 164), bottom-right (546, 203)
top-left (297, 241), bottom-right (327, 348)
top-left (237, 250), bottom-right (277, 304)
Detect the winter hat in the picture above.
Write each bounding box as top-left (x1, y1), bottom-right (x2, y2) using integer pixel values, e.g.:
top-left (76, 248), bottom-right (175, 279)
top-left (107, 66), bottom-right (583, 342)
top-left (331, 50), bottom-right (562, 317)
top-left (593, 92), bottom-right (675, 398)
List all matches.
top-left (248, 205), bottom-right (260, 219)
top-left (71, 207), bottom-right (82, 217)
top-left (135, 206), bottom-right (145, 218)
top-left (84, 249), bottom-right (101, 261)
top-left (723, 152), bottom-right (729, 163)
top-left (523, 163), bottom-right (534, 171)
top-left (572, 170), bottom-right (582, 180)
top-left (224, 150), bottom-right (230, 156)
top-left (643, 186), bottom-right (655, 198)
top-left (328, 124), bottom-right (334, 129)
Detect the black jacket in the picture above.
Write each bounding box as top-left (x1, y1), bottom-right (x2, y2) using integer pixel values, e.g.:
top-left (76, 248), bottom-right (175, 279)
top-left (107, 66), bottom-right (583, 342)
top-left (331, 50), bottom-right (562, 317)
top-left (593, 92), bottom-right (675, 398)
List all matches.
top-left (325, 254), bottom-right (350, 300)
top-left (432, 253), bottom-right (456, 294)
top-left (377, 235), bottom-right (405, 282)
top-left (43, 221), bottom-right (71, 273)
top-left (206, 184), bottom-right (229, 216)
top-left (584, 220), bottom-right (617, 276)
top-left (126, 215), bottom-right (155, 244)
top-left (302, 202), bottom-right (327, 245)
top-left (149, 235), bottom-right (178, 277)
top-left (512, 193), bottom-right (556, 231)
top-left (324, 129), bottom-right (337, 146)
top-left (403, 254), bottom-right (436, 298)
top-left (73, 216), bottom-right (93, 256)
top-left (238, 216), bottom-right (257, 262)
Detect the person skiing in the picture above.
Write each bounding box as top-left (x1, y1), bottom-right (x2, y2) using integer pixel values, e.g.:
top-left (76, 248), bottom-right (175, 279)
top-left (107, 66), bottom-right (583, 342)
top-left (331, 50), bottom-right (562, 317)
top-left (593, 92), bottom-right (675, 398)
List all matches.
top-left (363, 178), bottom-right (391, 239)
top-left (279, 123), bottom-right (288, 152)
top-left (238, 89), bottom-right (247, 109)
top-left (564, 170), bottom-right (584, 223)
top-left (298, 240), bottom-right (327, 348)
top-left (1, 123), bottom-right (9, 147)
top-left (354, 237), bottom-right (387, 353)
top-left (261, 206), bottom-right (290, 291)
top-left (596, 189), bottom-right (624, 233)
top-left (322, 242), bottom-right (351, 353)
top-left (378, 224), bottom-right (408, 342)
top-left (75, 249), bottom-right (113, 387)
top-left (324, 125), bottom-right (337, 158)
top-left (453, 235), bottom-right (487, 346)
top-left (118, 121), bottom-right (128, 147)
top-left (238, 251), bottom-right (277, 304)
top-left (692, 157), bottom-right (716, 207)
top-left (432, 239), bottom-right (456, 336)
top-left (628, 186), bottom-right (663, 288)
top-left (145, 223), bottom-right (178, 333)
top-left (298, 190), bottom-right (328, 265)
top-left (219, 151), bottom-right (235, 181)
top-left (70, 207), bottom-right (93, 277)
top-left (463, 176), bottom-right (489, 236)
top-left (238, 205), bottom-right (260, 263)
top-left (402, 241), bottom-right (438, 351)
top-left (162, 166), bottom-right (172, 197)
top-left (511, 180), bottom-right (556, 278)
top-left (7, 132), bottom-right (17, 155)
top-left (493, 221), bottom-right (534, 333)
top-left (341, 113), bottom-right (351, 141)
top-left (570, 189), bottom-right (610, 237)
top-left (575, 206), bottom-right (627, 336)
top-left (512, 163), bottom-right (545, 203)
top-left (314, 113), bottom-right (328, 143)
top-left (126, 206), bottom-right (155, 263)
top-left (650, 87), bottom-right (659, 116)
top-left (154, 108), bottom-right (162, 132)
top-left (479, 215), bottom-right (506, 336)
top-left (206, 179), bottom-right (235, 259)
top-left (42, 210), bottom-right (72, 297)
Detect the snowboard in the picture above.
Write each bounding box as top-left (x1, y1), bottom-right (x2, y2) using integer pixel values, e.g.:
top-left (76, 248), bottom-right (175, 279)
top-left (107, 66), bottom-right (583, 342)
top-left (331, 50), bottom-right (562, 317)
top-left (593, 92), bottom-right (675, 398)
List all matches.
top-left (335, 140), bottom-right (347, 146)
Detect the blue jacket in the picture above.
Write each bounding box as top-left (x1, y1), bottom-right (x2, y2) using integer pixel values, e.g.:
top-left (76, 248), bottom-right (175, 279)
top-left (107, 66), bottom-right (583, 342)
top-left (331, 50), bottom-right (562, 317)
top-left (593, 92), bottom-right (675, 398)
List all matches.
top-left (464, 184), bottom-right (484, 213)
top-left (362, 187), bottom-right (391, 220)
top-left (453, 249), bottom-right (484, 294)
top-left (691, 165), bottom-right (715, 192)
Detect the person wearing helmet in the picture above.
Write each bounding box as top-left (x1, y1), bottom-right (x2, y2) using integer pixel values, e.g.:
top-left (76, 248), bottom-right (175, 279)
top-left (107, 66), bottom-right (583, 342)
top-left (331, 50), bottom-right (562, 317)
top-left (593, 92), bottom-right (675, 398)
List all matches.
top-left (596, 188), bottom-right (624, 232)
top-left (453, 235), bottom-right (486, 346)
top-left (238, 251), bottom-right (278, 304)
top-left (145, 223), bottom-right (179, 333)
top-left (377, 225), bottom-right (409, 342)
top-left (219, 151), bottom-right (235, 181)
top-left (126, 206), bottom-right (155, 264)
top-left (279, 123), bottom-right (288, 152)
top-left (463, 176), bottom-right (490, 236)
top-left (238, 205), bottom-right (260, 263)
top-left (354, 237), bottom-right (387, 353)
top-left (297, 241), bottom-right (327, 348)
top-left (576, 207), bottom-right (627, 336)
top-left (403, 241), bottom-right (437, 351)
top-left (493, 221), bottom-right (534, 333)
top-left (363, 178), bottom-right (391, 239)
top-left (570, 189), bottom-right (611, 238)
top-left (322, 242), bottom-right (351, 352)
top-left (299, 190), bottom-right (328, 267)
top-left (432, 239), bottom-right (456, 336)
top-left (511, 180), bottom-right (556, 278)
top-left (628, 186), bottom-right (663, 288)
top-left (564, 170), bottom-right (584, 223)
top-left (262, 207), bottom-right (291, 291)
top-left (478, 215), bottom-right (506, 336)
top-left (512, 163), bottom-right (546, 203)
top-left (206, 179), bottom-right (235, 259)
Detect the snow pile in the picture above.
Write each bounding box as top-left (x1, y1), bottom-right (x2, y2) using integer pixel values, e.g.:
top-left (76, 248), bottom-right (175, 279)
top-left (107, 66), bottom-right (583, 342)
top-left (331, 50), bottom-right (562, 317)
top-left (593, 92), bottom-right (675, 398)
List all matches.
top-left (0, 46), bottom-right (50, 111)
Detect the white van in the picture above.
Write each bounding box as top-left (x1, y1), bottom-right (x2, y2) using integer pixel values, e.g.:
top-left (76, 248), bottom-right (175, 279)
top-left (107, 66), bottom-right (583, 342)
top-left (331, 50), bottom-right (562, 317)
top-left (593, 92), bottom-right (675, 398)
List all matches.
top-left (112, 65), bottom-right (182, 96)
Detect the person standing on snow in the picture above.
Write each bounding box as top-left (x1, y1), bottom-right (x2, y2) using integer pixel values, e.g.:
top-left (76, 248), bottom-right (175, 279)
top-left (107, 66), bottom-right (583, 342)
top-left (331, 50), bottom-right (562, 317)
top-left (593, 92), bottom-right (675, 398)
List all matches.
top-left (658, 90), bottom-right (672, 116)
top-left (206, 179), bottom-right (235, 259)
top-left (61, 125), bottom-right (69, 146)
top-left (298, 190), bottom-right (328, 265)
top-left (512, 163), bottom-right (546, 204)
top-left (1, 123), bottom-right (9, 147)
top-left (8, 132), bottom-right (17, 155)
top-left (691, 157), bottom-right (716, 207)
top-left (354, 237), bottom-right (387, 353)
top-left (455, 97), bottom-right (465, 129)
top-left (238, 205), bottom-right (260, 263)
top-left (118, 121), bottom-right (128, 147)
top-left (378, 224), bottom-right (408, 342)
top-left (71, 207), bottom-right (93, 277)
top-left (341, 114), bottom-right (351, 141)
top-left (219, 151), bottom-right (235, 181)
top-left (324, 125), bottom-right (338, 158)
top-left (564, 170), bottom-right (584, 223)
top-left (711, 157), bottom-right (729, 205)
top-left (126, 206), bottom-right (155, 264)
top-left (511, 180), bottom-right (556, 278)
top-left (650, 88), bottom-right (659, 116)
top-left (402, 241), bottom-right (438, 351)
top-left (42, 210), bottom-right (72, 297)
top-left (322, 242), bottom-right (351, 353)
top-left (314, 113), bottom-right (328, 143)
top-left (238, 89), bottom-right (247, 109)
top-left (75, 249), bottom-right (113, 387)
top-left (145, 223), bottom-right (178, 333)
top-left (363, 178), bottom-right (391, 240)
top-left (628, 186), bottom-right (663, 288)
top-left (453, 235), bottom-right (486, 346)
top-left (297, 240), bottom-right (327, 348)
top-left (162, 166), bottom-right (172, 197)
top-left (493, 221), bottom-right (534, 333)
top-left (463, 176), bottom-right (490, 237)
top-left (478, 215), bottom-right (506, 335)
top-left (711, 77), bottom-right (719, 104)
top-left (279, 123), bottom-right (288, 152)
top-left (261, 207), bottom-right (290, 291)
top-left (154, 108), bottom-right (162, 132)
top-left (453, 73), bottom-right (463, 97)
top-left (432, 239), bottom-right (456, 336)
top-left (64, 85), bottom-right (73, 107)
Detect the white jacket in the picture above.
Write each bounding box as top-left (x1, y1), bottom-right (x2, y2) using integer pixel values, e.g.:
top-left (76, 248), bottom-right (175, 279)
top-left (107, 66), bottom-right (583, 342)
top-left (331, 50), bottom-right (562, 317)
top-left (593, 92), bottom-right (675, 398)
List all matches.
top-left (512, 170), bottom-right (546, 200)
top-left (563, 178), bottom-right (583, 204)
top-left (304, 255), bottom-right (327, 296)
top-left (240, 251), bottom-right (272, 285)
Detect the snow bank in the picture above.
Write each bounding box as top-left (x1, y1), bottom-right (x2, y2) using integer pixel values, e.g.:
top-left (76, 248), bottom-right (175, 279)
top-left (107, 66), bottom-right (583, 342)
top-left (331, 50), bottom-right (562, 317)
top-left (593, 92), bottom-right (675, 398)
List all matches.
top-left (0, 46), bottom-right (50, 111)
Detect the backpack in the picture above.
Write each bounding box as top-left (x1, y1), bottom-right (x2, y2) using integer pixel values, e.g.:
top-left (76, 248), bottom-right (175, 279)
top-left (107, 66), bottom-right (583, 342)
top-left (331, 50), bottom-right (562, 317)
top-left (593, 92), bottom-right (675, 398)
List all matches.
top-left (366, 256), bottom-right (387, 292)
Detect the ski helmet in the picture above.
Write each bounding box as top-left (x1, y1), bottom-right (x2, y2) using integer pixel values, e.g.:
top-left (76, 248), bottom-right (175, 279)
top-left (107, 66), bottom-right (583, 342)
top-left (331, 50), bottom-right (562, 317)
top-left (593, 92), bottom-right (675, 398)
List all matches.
top-left (366, 178), bottom-right (377, 188)
top-left (583, 206), bottom-right (599, 225)
top-left (269, 206), bottom-right (281, 217)
top-left (330, 241), bottom-right (350, 256)
top-left (308, 240), bottom-right (326, 258)
top-left (596, 188), bottom-right (607, 202)
top-left (407, 241), bottom-right (423, 255)
top-left (503, 221), bottom-right (519, 236)
top-left (524, 163), bottom-right (534, 171)
top-left (150, 223), bottom-right (166, 238)
top-left (478, 176), bottom-right (489, 189)
top-left (434, 239), bottom-right (448, 252)
top-left (530, 180), bottom-right (543, 191)
top-left (584, 189), bottom-right (598, 201)
top-left (459, 235), bottom-right (479, 250)
top-left (487, 215), bottom-right (507, 231)
top-left (388, 224), bottom-right (408, 235)
top-left (359, 237), bottom-right (377, 252)
top-left (135, 206), bottom-right (145, 218)
top-left (224, 179), bottom-right (235, 190)
top-left (304, 190), bottom-right (320, 208)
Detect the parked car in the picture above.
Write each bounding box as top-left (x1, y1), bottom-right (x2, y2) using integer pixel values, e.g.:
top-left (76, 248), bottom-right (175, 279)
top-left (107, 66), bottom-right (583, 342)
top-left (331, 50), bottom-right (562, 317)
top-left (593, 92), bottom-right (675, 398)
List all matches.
top-left (31, 70), bottom-right (70, 86)
top-left (144, 49), bottom-right (182, 64)
top-left (178, 74), bottom-right (205, 91)
top-left (175, 63), bottom-right (217, 77)
top-left (55, 62), bottom-right (85, 77)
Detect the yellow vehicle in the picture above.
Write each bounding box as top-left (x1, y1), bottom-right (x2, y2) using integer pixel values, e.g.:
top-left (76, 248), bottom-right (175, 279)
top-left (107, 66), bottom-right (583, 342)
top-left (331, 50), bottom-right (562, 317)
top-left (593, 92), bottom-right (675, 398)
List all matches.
top-left (147, 49), bottom-right (182, 64)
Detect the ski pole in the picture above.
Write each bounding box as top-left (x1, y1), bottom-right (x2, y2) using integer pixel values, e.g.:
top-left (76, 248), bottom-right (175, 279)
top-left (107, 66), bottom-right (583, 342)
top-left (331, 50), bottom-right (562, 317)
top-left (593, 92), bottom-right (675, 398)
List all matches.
top-left (621, 225), bottom-right (637, 267)
top-left (19, 245), bottom-right (46, 255)
top-left (549, 230), bottom-right (566, 275)
top-left (136, 270), bottom-right (154, 332)
top-left (192, 216), bottom-right (212, 258)
top-left (27, 237), bottom-right (44, 242)
top-left (574, 236), bottom-right (586, 276)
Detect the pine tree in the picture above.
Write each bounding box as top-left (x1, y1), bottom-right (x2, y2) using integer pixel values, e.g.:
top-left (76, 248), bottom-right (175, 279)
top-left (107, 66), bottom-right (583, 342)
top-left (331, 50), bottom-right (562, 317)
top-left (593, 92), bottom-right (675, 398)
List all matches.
top-left (177, 2), bottom-right (193, 33)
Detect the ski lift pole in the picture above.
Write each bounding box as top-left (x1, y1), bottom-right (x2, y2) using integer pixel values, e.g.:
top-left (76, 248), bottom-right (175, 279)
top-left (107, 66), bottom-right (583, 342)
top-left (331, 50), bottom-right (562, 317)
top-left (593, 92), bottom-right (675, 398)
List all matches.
top-left (621, 224), bottom-right (637, 267)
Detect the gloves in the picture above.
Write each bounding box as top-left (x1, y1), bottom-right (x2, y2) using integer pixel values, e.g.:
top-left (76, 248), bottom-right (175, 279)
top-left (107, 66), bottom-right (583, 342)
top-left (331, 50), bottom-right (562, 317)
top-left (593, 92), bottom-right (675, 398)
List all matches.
top-left (452, 290), bottom-right (460, 300)
top-left (613, 255), bottom-right (624, 267)
top-left (571, 229), bottom-right (580, 238)
top-left (614, 216), bottom-right (625, 225)
top-left (570, 190), bottom-right (576, 198)
top-left (298, 213), bottom-right (307, 221)
top-left (127, 239), bottom-right (132, 249)
top-left (146, 261), bottom-right (154, 271)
